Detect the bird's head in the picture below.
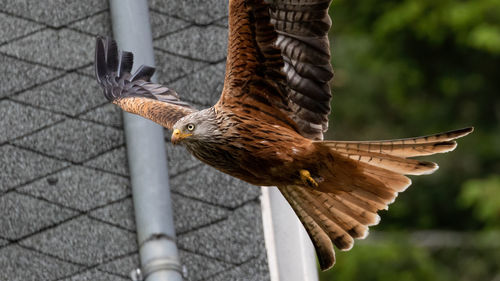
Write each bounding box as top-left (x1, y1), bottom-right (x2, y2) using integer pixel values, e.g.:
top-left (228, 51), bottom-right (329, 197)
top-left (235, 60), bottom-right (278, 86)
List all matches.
top-left (171, 109), bottom-right (219, 145)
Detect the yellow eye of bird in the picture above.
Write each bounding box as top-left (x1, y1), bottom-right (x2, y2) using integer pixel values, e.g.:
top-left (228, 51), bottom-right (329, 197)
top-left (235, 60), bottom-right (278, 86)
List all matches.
top-left (187, 123), bottom-right (195, 131)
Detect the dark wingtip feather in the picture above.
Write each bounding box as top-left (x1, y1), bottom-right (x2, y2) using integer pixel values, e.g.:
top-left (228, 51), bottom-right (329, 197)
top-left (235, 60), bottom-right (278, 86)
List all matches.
top-left (117, 51), bottom-right (134, 77)
top-left (95, 36), bottom-right (107, 84)
top-left (94, 36), bottom-right (186, 107)
top-left (453, 127), bottom-right (474, 138)
top-left (95, 36), bottom-right (130, 102)
top-left (104, 37), bottom-right (119, 73)
top-left (130, 65), bottom-right (156, 82)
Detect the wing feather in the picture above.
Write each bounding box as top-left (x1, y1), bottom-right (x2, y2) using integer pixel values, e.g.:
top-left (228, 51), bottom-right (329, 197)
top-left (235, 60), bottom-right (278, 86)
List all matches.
top-left (279, 186), bottom-right (336, 270)
top-left (95, 37), bottom-right (196, 130)
top-left (271, 0), bottom-right (334, 140)
top-left (218, 0), bottom-right (333, 140)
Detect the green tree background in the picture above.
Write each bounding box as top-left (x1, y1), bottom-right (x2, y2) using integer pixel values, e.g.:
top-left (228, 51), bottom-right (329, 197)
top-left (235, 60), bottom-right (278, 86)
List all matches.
top-left (320, 0), bottom-right (500, 279)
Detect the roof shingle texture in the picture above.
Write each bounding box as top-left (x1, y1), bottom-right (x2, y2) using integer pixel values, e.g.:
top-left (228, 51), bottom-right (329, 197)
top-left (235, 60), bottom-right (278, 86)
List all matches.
top-left (0, 0), bottom-right (270, 280)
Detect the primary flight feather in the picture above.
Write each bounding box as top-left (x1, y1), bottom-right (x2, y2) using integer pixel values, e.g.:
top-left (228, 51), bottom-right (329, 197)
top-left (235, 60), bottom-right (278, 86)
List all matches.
top-left (95, 0), bottom-right (473, 270)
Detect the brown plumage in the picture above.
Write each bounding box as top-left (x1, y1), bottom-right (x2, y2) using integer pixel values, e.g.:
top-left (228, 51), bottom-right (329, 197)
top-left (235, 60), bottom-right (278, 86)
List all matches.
top-left (95, 0), bottom-right (473, 271)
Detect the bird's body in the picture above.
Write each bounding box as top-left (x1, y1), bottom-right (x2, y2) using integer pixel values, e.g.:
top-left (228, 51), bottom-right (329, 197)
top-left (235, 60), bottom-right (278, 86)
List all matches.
top-left (174, 106), bottom-right (313, 187)
top-left (95, 0), bottom-right (473, 270)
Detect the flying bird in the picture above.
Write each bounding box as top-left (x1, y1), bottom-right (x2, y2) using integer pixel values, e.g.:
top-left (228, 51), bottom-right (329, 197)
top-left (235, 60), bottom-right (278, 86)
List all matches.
top-left (95, 0), bottom-right (473, 270)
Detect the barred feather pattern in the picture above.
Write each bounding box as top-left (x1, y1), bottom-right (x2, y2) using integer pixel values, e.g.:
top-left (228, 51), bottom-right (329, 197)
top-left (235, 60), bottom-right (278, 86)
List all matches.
top-left (277, 127), bottom-right (473, 270)
top-left (270, 0), bottom-right (334, 140)
top-left (219, 0), bottom-right (334, 140)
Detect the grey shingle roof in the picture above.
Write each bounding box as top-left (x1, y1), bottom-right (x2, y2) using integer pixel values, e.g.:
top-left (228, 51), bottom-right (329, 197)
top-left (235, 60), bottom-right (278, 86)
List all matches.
top-left (18, 166), bottom-right (131, 211)
top-left (0, 0), bottom-right (106, 28)
top-left (149, 11), bottom-right (191, 39)
top-left (1, 244), bottom-right (82, 280)
top-left (60, 268), bottom-right (129, 281)
top-left (179, 250), bottom-right (232, 281)
top-left (12, 73), bottom-right (106, 117)
top-left (0, 0), bottom-right (270, 279)
top-left (0, 13), bottom-right (43, 44)
top-left (68, 11), bottom-right (112, 37)
top-left (170, 62), bottom-right (227, 106)
top-left (154, 50), bottom-right (208, 83)
top-left (80, 103), bottom-right (124, 128)
top-left (170, 165), bottom-right (261, 209)
top-left (177, 202), bottom-right (266, 264)
top-left (165, 144), bottom-right (200, 176)
top-left (0, 192), bottom-right (77, 239)
top-left (84, 146), bottom-right (129, 176)
top-left (0, 29), bottom-right (94, 70)
top-left (20, 216), bottom-right (137, 266)
top-left (89, 198), bottom-right (136, 231)
top-left (0, 100), bottom-right (64, 143)
top-left (0, 54), bottom-right (63, 98)
top-left (149, 0), bottom-right (228, 25)
top-left (13, 119), bottom-right (125, 163)
top-left (0, 145), bottom-right (69, 192)
top-left (154, 25), bottom-right (228, 62)
top-left (206, 256), bottom-right (270, 281)
top-left (98, 254), bottom-right (140, 278)
top-left (172, 193), bottom-right (229, 234)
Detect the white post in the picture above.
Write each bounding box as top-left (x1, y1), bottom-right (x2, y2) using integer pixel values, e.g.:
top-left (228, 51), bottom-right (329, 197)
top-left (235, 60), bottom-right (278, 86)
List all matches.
top-left (261, 186), bottom-right (319, 281)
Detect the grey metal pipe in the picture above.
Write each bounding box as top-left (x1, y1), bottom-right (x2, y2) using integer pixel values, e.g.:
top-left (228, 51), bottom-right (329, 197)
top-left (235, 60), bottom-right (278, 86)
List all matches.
top-left (108, 1), bottom-right (182, 280)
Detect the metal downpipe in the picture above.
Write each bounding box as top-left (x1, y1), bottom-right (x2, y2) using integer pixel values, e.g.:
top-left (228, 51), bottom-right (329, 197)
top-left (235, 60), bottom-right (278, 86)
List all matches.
top-left (109, 1), bottom-right (182, 280)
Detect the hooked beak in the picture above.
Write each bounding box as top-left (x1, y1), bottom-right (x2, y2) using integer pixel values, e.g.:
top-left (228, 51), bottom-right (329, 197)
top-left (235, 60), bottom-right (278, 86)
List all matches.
top-left (171, 129), bottom-right (192, 144)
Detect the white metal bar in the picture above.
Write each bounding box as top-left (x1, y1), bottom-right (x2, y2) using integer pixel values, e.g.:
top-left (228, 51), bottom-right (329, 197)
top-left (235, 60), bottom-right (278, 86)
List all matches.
top-left (261, 186), bottom-right (319, 281)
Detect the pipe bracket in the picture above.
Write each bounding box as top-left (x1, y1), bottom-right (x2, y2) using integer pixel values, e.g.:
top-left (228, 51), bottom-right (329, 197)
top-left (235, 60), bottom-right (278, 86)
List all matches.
top-left (130, 258), bottom-right (185, 281)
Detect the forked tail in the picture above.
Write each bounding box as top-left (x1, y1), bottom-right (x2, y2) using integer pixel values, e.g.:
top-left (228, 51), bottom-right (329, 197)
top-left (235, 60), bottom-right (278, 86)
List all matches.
top-left (279, 127), bottom-right (473, 270)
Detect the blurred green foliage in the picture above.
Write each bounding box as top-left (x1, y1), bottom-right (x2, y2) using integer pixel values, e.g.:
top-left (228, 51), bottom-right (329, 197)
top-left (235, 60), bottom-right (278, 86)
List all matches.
top-left (319, 233), bottom-right (500, 281)
top-left (326, 0), bottom-right (500, 230)
top-left (459, 175), bottom-right (500, 228)
top-left (320, 0), bottom-right (500, 279)
top-left (323, 241), bottom-right (449, 281)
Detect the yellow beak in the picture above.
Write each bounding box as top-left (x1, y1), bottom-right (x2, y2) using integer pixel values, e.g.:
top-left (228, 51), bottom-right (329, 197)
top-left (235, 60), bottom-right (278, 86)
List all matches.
top-left (171, 129), bottom-right (192, 144)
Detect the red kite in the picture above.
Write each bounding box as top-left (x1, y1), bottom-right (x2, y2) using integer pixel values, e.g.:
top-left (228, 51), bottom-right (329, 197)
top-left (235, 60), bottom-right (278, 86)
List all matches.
top-left (95, 0), bottom-right (472, 270)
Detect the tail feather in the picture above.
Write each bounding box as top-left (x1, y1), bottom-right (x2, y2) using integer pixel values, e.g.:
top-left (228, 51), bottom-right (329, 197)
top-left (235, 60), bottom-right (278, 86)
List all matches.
top-left (316, 157), bottom-right (403, 204)
top-left (323, 127), bottom-right (473, 158)
top-left (359, 162), bottom-right (412, 192)
top-left (289, 188), bottom-right (354, 250)
top-left (336, 189), bottom-right (381, 213)
top-left (279, 186), bottom-right (336, 270)
top-left (278, 128), bottom-right (472, 271)
top-left (296, 188), bottom-right (366, 242)
top-left (339, 149), bottom-right (438, 175)
top-left (350, 187), bottom-right (393, 208)
top-left (305, 191), bottom-right (369, 239)
top-left (328, 192), bottom-right (381, 226)
top-left (279, 185), bottom-right (379, 270)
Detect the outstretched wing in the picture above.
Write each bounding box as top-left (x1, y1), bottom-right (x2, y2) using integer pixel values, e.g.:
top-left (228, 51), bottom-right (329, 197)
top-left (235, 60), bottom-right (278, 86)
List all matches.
top-left (95, 37), bottom-right (196, 129)
top-left (271, 0), bottom-right (333, 139)
top-left (217, 0), bottom-right (333, 140)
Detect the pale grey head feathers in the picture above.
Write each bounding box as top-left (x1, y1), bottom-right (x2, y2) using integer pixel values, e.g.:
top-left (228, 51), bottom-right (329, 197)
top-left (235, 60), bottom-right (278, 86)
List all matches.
top-left (173, 108), bottom-right (220, 142)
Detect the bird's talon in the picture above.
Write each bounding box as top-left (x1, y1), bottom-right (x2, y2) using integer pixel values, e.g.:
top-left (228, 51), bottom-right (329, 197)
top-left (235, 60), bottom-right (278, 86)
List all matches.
top-left (300, 169), bottom-right (318, 188)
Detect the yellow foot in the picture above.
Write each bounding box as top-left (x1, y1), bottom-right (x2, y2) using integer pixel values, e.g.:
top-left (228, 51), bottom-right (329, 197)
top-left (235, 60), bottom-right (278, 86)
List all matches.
top-left (300, 169), bottom-right (319, 188)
